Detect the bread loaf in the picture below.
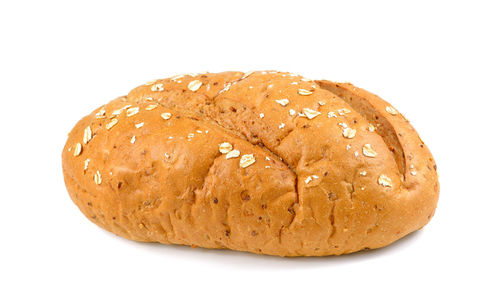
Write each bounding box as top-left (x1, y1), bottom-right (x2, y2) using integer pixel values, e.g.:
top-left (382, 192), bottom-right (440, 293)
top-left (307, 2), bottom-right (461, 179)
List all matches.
top-left (62, 71), bottom-right (439, 256)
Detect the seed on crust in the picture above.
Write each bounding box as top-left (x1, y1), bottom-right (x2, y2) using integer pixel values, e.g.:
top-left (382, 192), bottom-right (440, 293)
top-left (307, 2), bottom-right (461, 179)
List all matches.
top-left (385, 106), bottom-right (398, 115)
top-left (278, 123), bottom-right (285, 129)
top-left (240, 154), bottom-right (256, 168)
top-left (145, 104), bottom-right (158, 111)
top-left (219, 83), bottom-right (231, 94)
top-left (328, 111), bottom-right (337, 118)
top-left (411, 171), bottom-right (417, 176)
top-left (73, 143), bottom-right (82, 156)
top-left (95, 108), bottom-right (106, 118)
top-left (106, 118), bottom-right (118, 130)
top-left (94, 170), bottom-right (102, 185)
top-left (242, 71), bottom-right (255, 79)
top-left (187, 80), bottom-right (203, 92)
top-left (135, 122), bottom-right (144, 128)
top-left (126, 107), bottom-right (140, 117)
top-left (259, 113), bottom-right (265, 118)
top-left (318, 100), bottom-right (326, 106)
top-left (83, 126), bottom-right (92, 144)
top-left (111, 109), bottom-right (124, 117)
top-left (225, 149), bottom-right (240, 159)
top-left (219, 142), bottom-right (233, 154)
top-left (368, 124), bottom-right (376, 132)
top-left (289, 109), bottom-right (296, 116)
top-left (151, 83), bottom-right (164, 92)
top-left (362, 144), bottom-right (377, 157)
top-left (378, 174), bottom-right (392, 187)
top-left (360, 170), bottom-right (367, 176)
top-left (84, 158), bottom-right (90, 171)
top-left (130, 136), bottom-right (136, 144)
top-left (144, 80), bottom-right (158, 86)
top-left (298, 89), bottom-right (313, 96)
top-left (342, 127), bottom-right (356, 139)
top-left (161, 112), bottom-right (172, 120)
top-left (275, 99), bottom-right (289, 106)
top-left (338, 108), bottom-right (351, 116)
top-left (302, 108), bottom-right (321, 119)
top-left (170, 74), bottom-right (184, 81)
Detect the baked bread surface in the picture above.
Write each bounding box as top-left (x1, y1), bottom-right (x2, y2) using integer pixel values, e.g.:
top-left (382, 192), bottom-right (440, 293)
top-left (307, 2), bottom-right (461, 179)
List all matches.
top-left (62, 71), bottom-right (439, 256)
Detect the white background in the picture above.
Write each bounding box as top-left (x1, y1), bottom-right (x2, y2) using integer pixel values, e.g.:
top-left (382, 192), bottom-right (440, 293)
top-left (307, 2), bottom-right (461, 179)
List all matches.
top-left (1, 1), bottom-right (499, 307)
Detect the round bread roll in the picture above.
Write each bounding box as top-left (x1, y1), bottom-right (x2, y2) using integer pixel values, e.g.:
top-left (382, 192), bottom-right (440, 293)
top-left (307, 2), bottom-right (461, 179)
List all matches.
top-left (62, 71), bottom-right (439, 257)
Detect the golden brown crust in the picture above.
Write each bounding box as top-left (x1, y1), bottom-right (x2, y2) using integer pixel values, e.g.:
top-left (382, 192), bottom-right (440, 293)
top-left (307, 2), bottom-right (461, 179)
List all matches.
top-left (62, 71), bottom-right (439, 256)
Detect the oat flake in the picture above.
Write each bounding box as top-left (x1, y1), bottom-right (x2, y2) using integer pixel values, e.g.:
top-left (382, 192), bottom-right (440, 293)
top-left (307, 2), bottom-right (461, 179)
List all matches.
top-left (378, 174), bottom-right (392, 187)
top-left (298, 89), bottom-right (313, 96)
top-left (188, 80), bottom-right (203, 92)
top-left (226, 149), bottom-right (240, 159)
top-left (219, 142), bottom-right (233, 154)
top-left (362, 144), bottom-right (377, 157)
top-left (303, 108), bottom-right (321, 119)
top-left (73, 143), bottom-right (82, 156)
top-left (343, 127), bottom-right (356, 139)
top-left (240, 154), bottom-right (256, 168)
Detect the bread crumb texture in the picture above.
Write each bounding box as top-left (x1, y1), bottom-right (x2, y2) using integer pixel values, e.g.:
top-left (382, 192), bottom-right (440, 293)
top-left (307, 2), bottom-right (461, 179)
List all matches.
top-left (62, 71), bottom-right (439, 256)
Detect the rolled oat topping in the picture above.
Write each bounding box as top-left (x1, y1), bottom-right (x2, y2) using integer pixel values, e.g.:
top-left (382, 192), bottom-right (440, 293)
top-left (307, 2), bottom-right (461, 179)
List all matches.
top-left (302, 108), bottom-right (321, 119)
top-left (240, 154), bottom-right (256, 168)
top-left (385, 106), bottom-right (398, 115)
top-left (378, 174), bottom-right (392, 187)
top-left (219, 142), bottom-right (233, 154)
top-left (95, 108), bottom-right (106, 118)
top-left (242, 71), bottom-right (255, 79)
top-left (83, 158), bottom-right (90, 171)
top-left (362, 144), bottom-right (377, 157)
top-left (275, 98), bottom-right (289, 106)
top-left (338, 108), bottom-right (351, 116)
top-left (126, 107), bottom-right (139, 117)
top-left (188, 80), bottom-right (203, 92)
top-left (73, 143), bottom-right (82, 156)
top-left (342, 127), bottom-right (356, 139)
top-left (106, 118), bottom-right (118, 130)
top-left (151, 83), bottom-right (164, 92)
top-left (298, 89), bottom-right (313, 96)
top-left (328, 111), bottom-right (337, 118)
top-left (225, 149), bottom-right (240, 159)
top-left (94, 171), bottom-right (102, 185)
top-left (83, 126), bottom-right (92, 144)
